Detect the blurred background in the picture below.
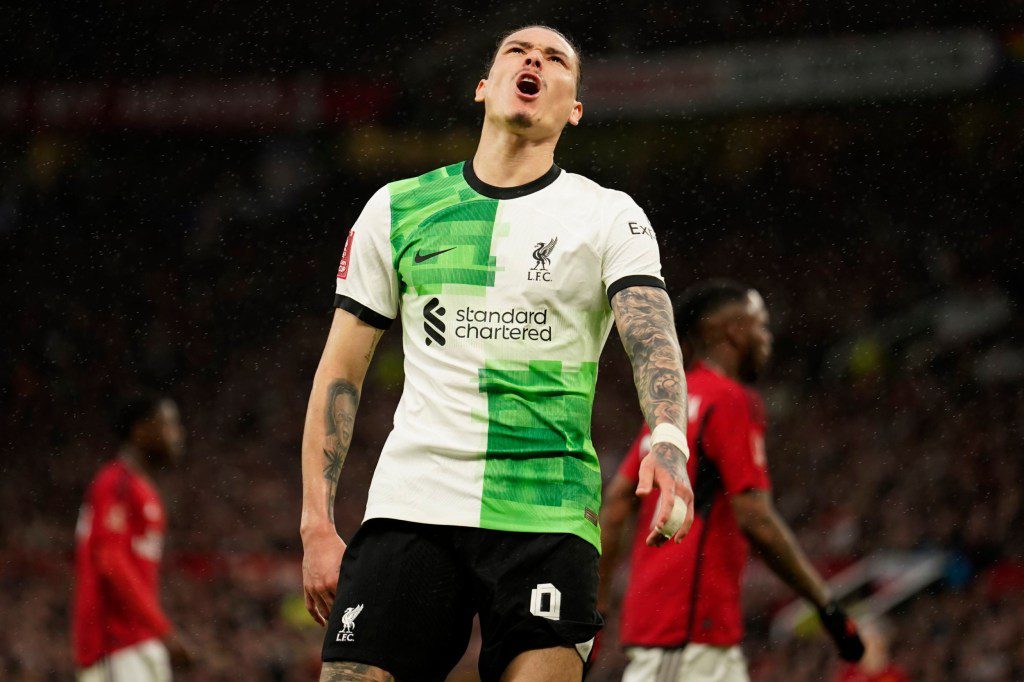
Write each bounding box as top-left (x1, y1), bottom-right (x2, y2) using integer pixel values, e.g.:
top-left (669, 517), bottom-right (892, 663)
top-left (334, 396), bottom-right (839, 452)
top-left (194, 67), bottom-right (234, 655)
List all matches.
top-left (2, 2), bottom-right (1022, 680)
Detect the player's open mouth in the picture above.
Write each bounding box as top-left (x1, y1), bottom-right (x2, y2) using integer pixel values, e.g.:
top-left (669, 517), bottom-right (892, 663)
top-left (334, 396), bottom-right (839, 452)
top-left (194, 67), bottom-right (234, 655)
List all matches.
top-left (515, 73), bottom-right (541, 99)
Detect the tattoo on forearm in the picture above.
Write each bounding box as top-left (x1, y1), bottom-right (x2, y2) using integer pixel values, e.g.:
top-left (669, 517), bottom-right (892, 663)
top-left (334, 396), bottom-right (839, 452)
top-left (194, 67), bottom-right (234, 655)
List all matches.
top-left (320, 661), bottom-right (395, 682)
top-left (323, 379), bottom-right (360, 522)
top-left (651, 441), bottom-right (685, 480)
top-left (611, 286), bottom-right (687, 431)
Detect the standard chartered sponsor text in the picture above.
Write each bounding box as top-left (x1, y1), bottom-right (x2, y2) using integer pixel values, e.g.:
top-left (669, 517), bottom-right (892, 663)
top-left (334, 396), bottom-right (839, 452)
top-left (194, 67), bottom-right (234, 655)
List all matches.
top-left (454, 305), bottom-right (552, 341)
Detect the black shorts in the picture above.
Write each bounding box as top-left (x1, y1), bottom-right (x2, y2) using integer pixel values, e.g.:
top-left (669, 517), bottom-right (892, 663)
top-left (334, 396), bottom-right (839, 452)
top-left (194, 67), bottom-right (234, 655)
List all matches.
top-left (321, 518), bottom-right (602, 682)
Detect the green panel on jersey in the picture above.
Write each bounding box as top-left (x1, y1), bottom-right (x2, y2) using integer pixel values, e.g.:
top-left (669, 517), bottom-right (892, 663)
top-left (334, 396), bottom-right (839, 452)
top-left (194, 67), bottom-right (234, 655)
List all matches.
top-left (478, 360), bottom-right (602, 550)
top-left (389, 162), bottom-right (500, 296)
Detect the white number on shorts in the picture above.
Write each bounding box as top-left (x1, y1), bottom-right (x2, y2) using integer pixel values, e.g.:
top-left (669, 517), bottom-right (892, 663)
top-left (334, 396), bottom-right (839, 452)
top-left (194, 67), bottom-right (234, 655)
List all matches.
top-left (529, 583), bottom-right (562, 621)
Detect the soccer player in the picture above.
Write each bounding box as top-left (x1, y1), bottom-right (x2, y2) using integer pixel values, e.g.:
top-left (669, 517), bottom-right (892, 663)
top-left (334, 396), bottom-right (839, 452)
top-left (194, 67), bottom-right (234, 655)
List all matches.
top-left (598, 280), bottom-right (865, 681)
top-left (300, 25), bottom-right (694, 682)
top-left (73, 393), bottom-right (191, 681)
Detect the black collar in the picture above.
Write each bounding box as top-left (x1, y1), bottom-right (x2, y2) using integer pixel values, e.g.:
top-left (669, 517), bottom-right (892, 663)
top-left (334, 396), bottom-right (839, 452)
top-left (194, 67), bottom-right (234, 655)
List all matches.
top-left (463, 159), bottom-right (561, 200)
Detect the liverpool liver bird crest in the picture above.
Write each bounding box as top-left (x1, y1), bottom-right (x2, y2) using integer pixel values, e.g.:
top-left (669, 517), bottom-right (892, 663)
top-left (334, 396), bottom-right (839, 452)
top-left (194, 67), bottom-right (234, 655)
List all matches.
top-left (531, 237), bottom-right (557, 271)
top-left (340, 604), bottom-right (364, 633)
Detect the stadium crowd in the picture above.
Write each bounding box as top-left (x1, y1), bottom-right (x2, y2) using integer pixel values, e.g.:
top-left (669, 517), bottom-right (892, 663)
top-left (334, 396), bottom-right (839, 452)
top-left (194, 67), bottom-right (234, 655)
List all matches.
top-left (2, 93), bottom-right (1021, 680)
top-left (7, 3), bottom-right (1010, 82)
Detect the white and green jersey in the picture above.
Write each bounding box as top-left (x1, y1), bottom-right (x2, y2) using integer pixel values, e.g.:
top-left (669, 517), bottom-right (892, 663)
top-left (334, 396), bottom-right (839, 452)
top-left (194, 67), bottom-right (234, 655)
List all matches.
top-left (334, 161), bottom-right (664, 550)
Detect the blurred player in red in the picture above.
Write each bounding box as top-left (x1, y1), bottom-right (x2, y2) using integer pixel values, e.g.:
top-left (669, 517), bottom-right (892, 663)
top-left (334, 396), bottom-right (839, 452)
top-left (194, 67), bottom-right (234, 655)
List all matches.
top-left (73, 393), bottom-right (192, 681)
top-left (599, 280), bottom-right (864, 681)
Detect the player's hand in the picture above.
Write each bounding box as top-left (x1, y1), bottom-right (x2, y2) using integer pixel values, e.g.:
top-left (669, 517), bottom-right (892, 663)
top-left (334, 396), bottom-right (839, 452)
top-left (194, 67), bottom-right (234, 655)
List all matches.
top-left (164, 630), bottom-right (196, 668)
top-left (817, 601), bottom-right (866, 662)
top-left (302, 527), bottom-right (347, 627)
top-left (636, 442), bottom-right (694, 546)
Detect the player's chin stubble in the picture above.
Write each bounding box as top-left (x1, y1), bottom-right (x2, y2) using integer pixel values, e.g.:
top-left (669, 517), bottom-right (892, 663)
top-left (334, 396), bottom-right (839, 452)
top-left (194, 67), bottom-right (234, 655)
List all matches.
top-left (507, 111), bottom-right (534, 128)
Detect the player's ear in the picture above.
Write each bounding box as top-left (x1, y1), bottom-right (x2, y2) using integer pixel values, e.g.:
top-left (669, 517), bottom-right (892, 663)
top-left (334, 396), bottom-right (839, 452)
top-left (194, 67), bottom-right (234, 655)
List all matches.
top-left (723, 318), bottom-right (747, 350)
top-left (567, 100), bottom-right (583, 126)
top-left (474, 79), bottom-right (487, 103)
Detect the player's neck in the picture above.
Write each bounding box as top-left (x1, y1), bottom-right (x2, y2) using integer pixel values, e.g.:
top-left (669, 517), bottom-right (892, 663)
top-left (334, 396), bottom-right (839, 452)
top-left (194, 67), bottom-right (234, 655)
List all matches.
top-left (472, 119), bottom-right (558, 188)
top-left (698, 351), bottom-right (740, 382)
top-left (119, 444), bottom-right (156, 480)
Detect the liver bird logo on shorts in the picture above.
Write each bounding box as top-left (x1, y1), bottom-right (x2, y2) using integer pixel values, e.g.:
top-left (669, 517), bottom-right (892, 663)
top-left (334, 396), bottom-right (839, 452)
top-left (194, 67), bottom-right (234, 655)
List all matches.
top-left (340, 604), bottom-right (364, 634)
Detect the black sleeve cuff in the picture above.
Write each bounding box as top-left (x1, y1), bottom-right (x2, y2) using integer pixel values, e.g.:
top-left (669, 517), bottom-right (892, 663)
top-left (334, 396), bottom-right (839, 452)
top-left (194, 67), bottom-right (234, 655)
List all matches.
top-left (334, 294), bottom-right (394, 330)
top-left (606, 275), bottom-right (667, 302)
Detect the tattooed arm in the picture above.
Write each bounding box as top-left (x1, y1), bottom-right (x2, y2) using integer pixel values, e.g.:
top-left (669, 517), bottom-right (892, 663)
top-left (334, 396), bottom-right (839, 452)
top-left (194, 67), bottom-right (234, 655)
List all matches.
top-left (301, 308), bottom-right (384, 626)
top-left (610, 285), bottom-right (694, 546)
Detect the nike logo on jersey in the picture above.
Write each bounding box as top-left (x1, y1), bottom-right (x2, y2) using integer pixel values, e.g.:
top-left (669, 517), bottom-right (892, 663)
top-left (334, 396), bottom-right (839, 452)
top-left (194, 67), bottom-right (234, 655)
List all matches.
top-left (414, 247), bottom-right (456, 263)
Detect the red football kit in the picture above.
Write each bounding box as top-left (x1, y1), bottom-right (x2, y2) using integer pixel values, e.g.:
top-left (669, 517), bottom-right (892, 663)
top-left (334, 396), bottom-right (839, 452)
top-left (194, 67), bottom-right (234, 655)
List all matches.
top-left (73, 459), bottom-right (170, 667)
top-left (617, 362), bottom-right (770, 648)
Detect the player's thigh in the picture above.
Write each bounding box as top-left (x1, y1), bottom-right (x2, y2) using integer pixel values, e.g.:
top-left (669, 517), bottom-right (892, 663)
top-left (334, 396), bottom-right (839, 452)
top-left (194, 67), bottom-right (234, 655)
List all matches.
top-left (320, 661), bottom-right (395, 681)
top-left (321, 519), bottom-right (475, 681)
top-left (500, 645), bottom-right (582, 682)
top-left (471, 530), bottom-right (602, 682)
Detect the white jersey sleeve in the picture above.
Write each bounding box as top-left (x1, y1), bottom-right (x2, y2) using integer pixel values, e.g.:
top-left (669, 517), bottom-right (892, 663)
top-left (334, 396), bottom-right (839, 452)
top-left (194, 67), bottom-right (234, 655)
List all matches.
top-left (334, 186), bottom-right (398, 329)
top-left (601, 193), bottom-right (666, 301)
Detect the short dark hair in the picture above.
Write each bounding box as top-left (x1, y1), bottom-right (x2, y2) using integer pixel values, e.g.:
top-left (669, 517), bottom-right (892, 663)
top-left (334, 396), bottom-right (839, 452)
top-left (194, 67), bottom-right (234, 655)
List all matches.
top-left (112, 392), bottom-right (162, 440)
top-left (489, 25), bottom-right (583, 96)
top-left (675, 279), bottom-right (751, 342)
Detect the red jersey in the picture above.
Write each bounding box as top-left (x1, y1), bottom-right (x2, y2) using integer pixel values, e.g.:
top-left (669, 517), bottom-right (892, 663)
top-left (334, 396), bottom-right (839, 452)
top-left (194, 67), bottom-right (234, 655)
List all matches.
top-left (73, 459), bottom-right (169, 667)
top-left (618, 362), bottom-right (770, 647)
